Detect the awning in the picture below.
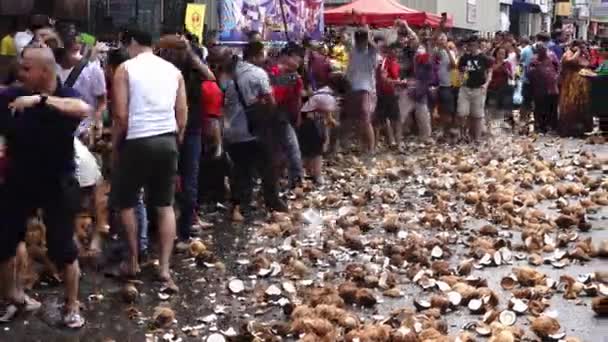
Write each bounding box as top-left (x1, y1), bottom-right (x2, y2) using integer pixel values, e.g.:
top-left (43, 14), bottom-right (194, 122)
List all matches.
top-left (512, 0), bottom-right (541, 14)
top-left (324, 0), bottom-right (452, 28)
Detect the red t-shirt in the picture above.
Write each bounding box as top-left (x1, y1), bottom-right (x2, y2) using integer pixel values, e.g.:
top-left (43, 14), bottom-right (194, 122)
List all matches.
top-left (200, 80), bottom-right (223, 120)
top-left (377, 56), bottom-right (400, 95)
top-left (268, 64), bottom-right (303, 122)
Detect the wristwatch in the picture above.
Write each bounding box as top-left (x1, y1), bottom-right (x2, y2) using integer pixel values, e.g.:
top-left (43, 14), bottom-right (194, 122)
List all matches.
top-left (39, 95), bottom-right (48, 106)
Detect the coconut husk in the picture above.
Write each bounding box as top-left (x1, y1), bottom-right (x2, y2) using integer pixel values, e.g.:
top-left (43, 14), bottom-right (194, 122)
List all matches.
top-left (591, 297), bottom-right (608, 316)
top-left (531, 315), bottom-right (561, 337)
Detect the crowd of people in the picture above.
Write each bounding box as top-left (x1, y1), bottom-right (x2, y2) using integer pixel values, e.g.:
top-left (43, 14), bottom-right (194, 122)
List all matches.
top-left (0, 13), bottom-right (606, 329)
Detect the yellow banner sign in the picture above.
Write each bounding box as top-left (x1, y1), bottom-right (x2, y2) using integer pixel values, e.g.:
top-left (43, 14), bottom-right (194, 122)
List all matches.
top-left (185, 3), bottom-right (206, 44)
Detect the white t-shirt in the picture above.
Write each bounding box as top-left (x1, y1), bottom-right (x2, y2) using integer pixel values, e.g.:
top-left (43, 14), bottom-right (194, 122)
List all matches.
top-left (14, 30), bottom-right (34, 55)
top-left (74, 138), bottom-right (101, 187)
top-left (346, 46), bottom-right (378, 92)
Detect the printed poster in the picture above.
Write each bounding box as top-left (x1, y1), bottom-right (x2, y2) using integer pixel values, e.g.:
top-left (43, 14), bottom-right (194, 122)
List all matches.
top-left (219, 0), bottom-right (324, 43)
top-left (185, 3), bottom-right (207, 44)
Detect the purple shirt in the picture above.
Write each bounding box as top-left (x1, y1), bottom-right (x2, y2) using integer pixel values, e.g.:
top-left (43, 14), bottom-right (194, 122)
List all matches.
top-left (57, 60), bottom-right (106, 135)
top-left (528, 54), bottom-right (560, 97)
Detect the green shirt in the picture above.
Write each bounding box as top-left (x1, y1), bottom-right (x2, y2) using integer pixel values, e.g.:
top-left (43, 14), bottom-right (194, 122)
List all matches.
top-left (79, 32), bottom-right (96, 47)
top-left (596, 61), bottom-right (608, 77)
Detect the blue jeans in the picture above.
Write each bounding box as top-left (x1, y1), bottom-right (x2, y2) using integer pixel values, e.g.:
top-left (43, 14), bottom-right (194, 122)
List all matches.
top-left (136, 192), bottom-right (148, 253)
top-left (279, 122), bottom-right (303, 186)
top-left (177, 133), bottom-right (202, 241)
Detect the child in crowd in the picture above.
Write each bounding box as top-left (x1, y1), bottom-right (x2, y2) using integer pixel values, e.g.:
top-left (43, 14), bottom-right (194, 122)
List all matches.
top-left (298, 74), bottom-right (343, 185)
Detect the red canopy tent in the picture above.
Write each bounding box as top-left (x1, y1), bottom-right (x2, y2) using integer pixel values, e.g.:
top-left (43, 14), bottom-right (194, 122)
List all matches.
top-left (324, 0), bottom-right (452, 28)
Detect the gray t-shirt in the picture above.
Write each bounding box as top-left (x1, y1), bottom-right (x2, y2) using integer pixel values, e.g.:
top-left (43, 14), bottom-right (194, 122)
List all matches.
top-left (346, 45), bottom-right (378, 92)
top-left (437, 49), bottom-right (452, 87)
top-left (223, 61), bottom-right (272, 144)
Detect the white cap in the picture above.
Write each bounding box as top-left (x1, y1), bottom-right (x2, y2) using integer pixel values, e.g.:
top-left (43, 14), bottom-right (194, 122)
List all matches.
top-left (301, 92), bottom-right (337, 113)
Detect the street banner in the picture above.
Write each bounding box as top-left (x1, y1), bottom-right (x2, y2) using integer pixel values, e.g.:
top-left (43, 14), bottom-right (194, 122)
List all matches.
top-left (185, 3), bottom-right (207, 44)
top-left (219, 0), bottom-right (324, 43)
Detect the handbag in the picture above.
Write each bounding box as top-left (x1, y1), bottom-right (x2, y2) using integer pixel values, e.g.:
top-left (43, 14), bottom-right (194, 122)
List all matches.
top-left (233, 75), bottom-right (268, 135)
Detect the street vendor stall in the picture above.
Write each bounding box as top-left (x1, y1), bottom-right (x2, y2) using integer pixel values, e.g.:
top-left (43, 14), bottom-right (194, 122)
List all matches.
top-left (324, 0), bottom-right (452, 28)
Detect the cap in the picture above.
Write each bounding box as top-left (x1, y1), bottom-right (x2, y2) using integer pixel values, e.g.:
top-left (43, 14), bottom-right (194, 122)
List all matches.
top-left (301, 92), bottom-right (337, 113)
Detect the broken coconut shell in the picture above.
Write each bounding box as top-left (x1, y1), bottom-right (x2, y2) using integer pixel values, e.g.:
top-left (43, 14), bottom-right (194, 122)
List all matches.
top-left (531, 315), bottom-right (561, 338)
top-left (468, 298), bottom-right (485, 314)
top-left (447, 291), bottom-right (463, 307)
top-left (592, 297), bottom-right (608, 316)
top-left (188, 240), bottom-right (207, 257)
top-left (121, 283), bottom-right (139, 303)
top-left (228, 279), bottom-right (245, 294)
top-left (498, 310), bottom-right (517, 326)
top-left (500, 276), bottom-right (517, 290)
top-left (413, 298), bottom-right (432, 311)
top-left (153, 306), bottom-right (175, 328)
top-left (509, 298), bottom-right (528, 314)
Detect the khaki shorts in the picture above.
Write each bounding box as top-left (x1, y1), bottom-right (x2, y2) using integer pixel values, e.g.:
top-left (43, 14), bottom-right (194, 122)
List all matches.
top-left (397, 90), bottom-right (432, 138)
top-left (458, 87), bottom-right (486, 118)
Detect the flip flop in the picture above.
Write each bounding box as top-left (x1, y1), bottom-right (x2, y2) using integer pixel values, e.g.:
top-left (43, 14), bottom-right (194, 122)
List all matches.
top-left (105, 262), bottom-right (140, 281)
top-left (159, 276), bottom-right (179, 294)
top-left (0, 304), bottom-right (18, 323)
top-left (0, 295), bottom-right (41, 323)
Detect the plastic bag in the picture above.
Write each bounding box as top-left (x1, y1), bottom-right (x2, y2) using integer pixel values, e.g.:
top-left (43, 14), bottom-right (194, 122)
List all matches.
top-left (513, 79), bottom-right (523, 106)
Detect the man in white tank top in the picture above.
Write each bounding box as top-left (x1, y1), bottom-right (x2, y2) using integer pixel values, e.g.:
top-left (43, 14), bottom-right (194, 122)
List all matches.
top-left (111, 29), bottom-right (188, 292)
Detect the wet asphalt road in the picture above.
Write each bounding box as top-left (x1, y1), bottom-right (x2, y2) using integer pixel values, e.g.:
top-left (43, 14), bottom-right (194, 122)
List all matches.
top-left (0, 135), bottom-right (606, 342)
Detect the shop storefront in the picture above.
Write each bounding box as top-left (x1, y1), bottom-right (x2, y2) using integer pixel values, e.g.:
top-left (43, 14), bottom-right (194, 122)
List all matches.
top-left (590, 0), bottom-right (608, 39)
top-left (510, 0), bottom-right (542, 36)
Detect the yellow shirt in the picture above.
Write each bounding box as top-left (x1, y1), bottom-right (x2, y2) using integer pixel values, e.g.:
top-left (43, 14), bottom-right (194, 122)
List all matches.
top-left (330, 44), bottom-right (349, 72)
top-left (0, 35), bottom-right (16, 57)
top-left (450, 57), bottom-right (463, 88)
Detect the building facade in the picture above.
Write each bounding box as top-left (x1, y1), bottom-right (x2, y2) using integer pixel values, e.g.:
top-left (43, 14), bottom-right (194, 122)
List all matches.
top-left (0, 0), bottom-right (220, 39)
top-left (508, 0), bottom-right (552, 37)
top-left (590, 0), bottom-right (608, 38)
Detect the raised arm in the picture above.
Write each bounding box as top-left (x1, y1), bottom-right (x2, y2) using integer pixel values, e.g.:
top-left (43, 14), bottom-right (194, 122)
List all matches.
top-left (183, 37), bottom-right (216, 81)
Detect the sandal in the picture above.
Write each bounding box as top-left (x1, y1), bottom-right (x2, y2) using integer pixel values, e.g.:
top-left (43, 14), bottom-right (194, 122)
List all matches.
top-left (0, 304), bottom-right (18, 323)
top-left (159, 276), bottom-right (179, 294)
top-left (63, 310), bottom-right (85, 329)
top-left (18, 294), bottom-right (41, 312)
top-left (0, 295), bottom-right (41, 323)
top-left (105, 262), bottom-right (140, 280)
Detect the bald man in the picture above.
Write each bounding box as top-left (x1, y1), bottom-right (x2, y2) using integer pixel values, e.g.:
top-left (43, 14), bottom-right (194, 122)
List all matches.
top-left (0, 46), bottom-right (90, 328)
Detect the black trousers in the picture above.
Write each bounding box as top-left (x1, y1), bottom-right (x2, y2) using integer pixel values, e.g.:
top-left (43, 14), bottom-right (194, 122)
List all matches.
top-left (0, 175), bottom-right (80, 265)
top-left (534, 94), bottom-right (558, 131)
top-left (226, 139), bottom-right (280, 208)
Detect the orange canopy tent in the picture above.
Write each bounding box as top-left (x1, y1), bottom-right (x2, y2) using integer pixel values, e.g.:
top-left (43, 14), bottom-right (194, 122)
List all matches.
top-left (324, 0), bottom-right (452, 28)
